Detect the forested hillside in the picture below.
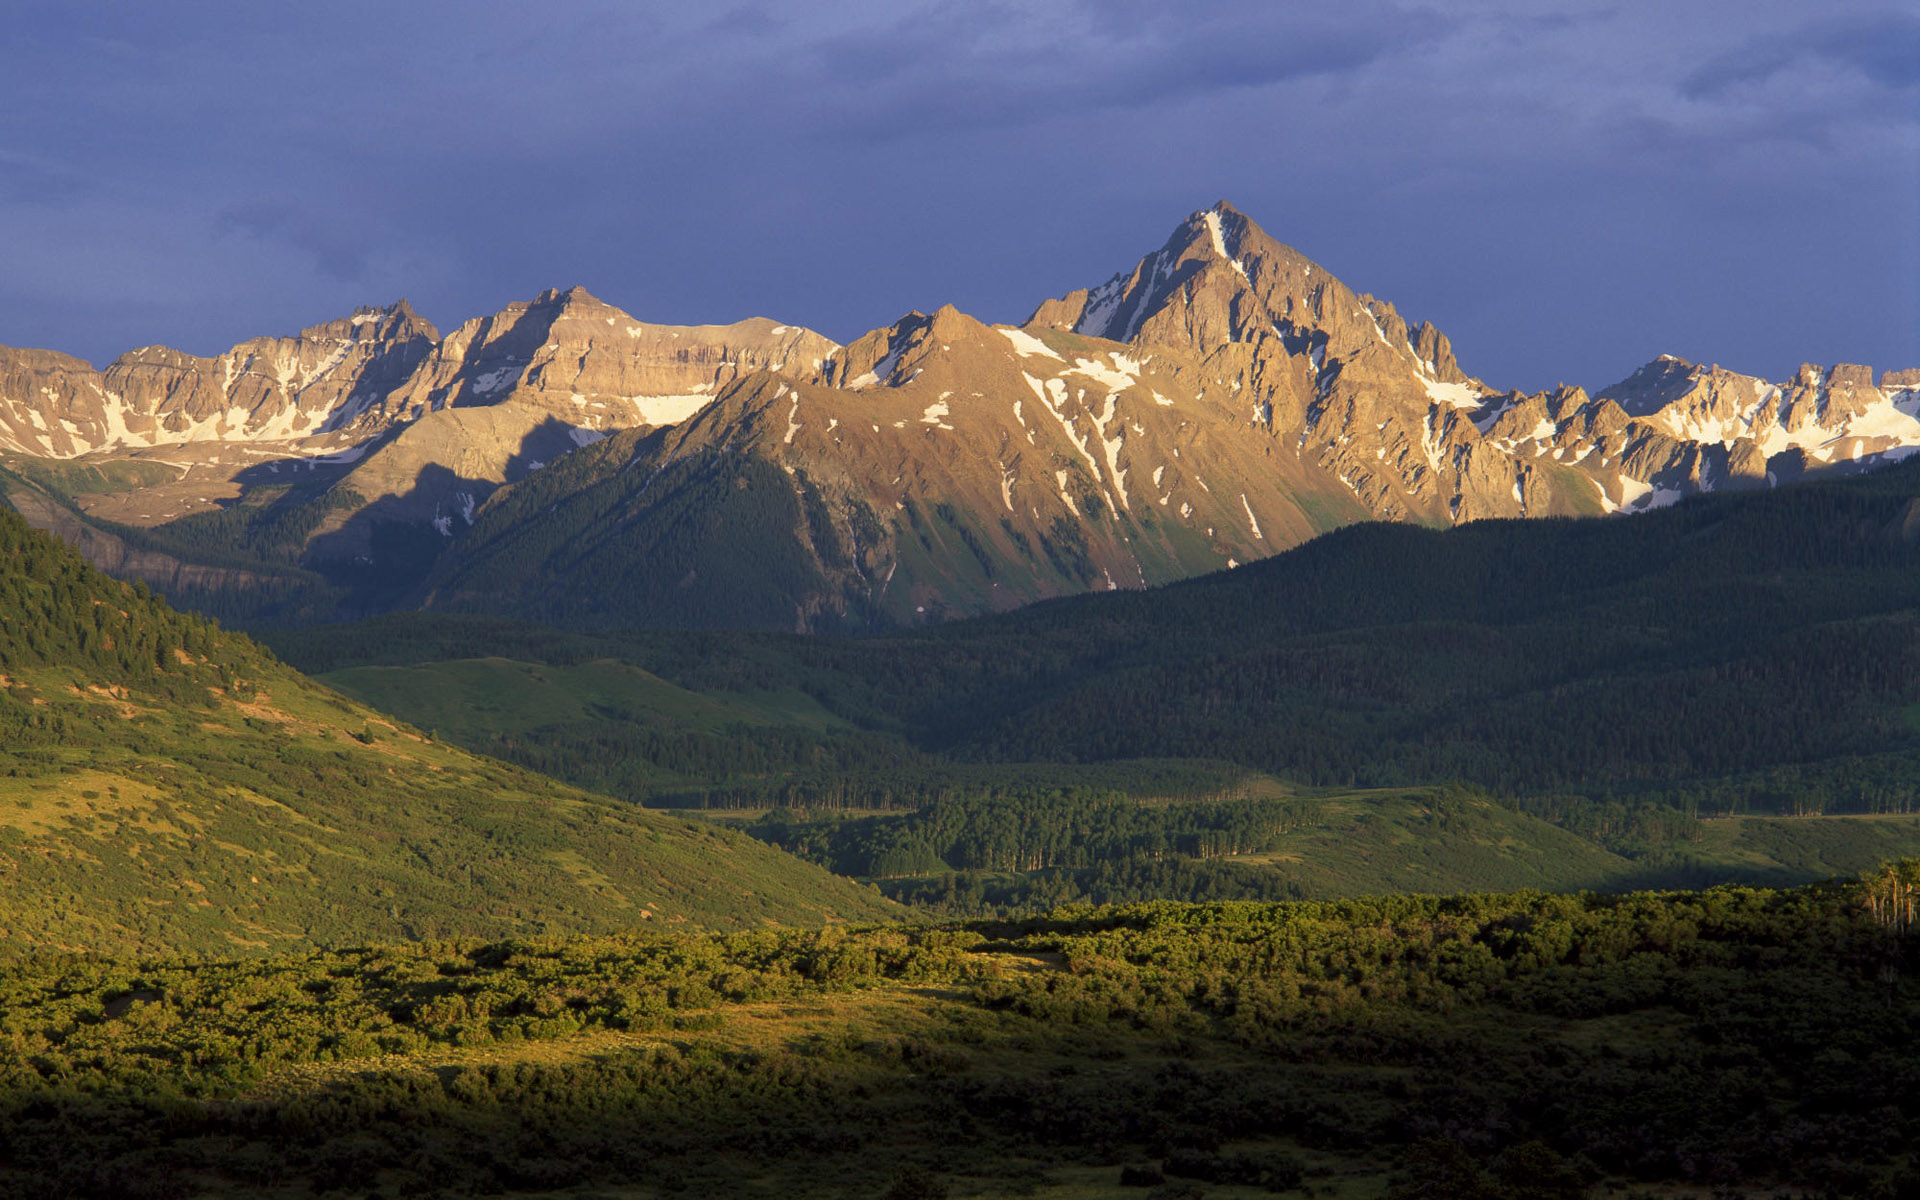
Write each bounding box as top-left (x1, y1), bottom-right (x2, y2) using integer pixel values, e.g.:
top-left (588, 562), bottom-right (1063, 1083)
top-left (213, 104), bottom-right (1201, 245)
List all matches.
top-left (281, 458), bottom-right (1920, 814)
top-left (0, 504), bottom-right (896, 954)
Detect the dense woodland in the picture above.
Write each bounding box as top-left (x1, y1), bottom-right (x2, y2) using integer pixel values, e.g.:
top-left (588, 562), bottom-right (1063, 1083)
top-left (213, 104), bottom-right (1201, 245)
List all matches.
top-left (0, 497), bottom-right (259, 706)
top-left (0, 876), bottom-right (1915, 1198)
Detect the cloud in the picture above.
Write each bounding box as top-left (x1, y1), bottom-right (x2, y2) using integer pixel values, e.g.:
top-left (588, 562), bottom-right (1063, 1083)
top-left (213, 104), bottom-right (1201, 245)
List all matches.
top-left (703, 5), bottom-right (784, 38)
top-left (778, 0), bottom-right (1449, 140)
top-left (1683, 11), bottom-right (1920, 97)
top-left (215, 199), bottom-right (373, 283)
top-left (0, 151), bottom-right (94, 206)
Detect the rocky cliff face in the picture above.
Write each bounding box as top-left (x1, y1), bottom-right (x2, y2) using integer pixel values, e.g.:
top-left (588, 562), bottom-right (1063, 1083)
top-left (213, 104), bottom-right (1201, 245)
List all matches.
top-left (1024, 203), bottom-right (1586, 526)
top-left (423, 306), bottom-right (1384, 630)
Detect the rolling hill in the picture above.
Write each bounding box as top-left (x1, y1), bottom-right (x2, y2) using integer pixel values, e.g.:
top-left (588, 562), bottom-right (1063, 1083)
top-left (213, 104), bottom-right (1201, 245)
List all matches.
top-left (0, 503), bottom-right (897, 955)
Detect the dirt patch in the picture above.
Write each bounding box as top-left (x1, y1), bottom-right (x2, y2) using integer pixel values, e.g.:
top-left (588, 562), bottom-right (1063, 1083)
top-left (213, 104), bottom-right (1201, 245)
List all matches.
top-left (73, 683), bottom-right (151, 719)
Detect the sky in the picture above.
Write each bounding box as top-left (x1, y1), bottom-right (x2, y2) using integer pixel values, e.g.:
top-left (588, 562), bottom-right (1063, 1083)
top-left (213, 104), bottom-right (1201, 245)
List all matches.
top-left (2, 0), bottom-right (1915, 395)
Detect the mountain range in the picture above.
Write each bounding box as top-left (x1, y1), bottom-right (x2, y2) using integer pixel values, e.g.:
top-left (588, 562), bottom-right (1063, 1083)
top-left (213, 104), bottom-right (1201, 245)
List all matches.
top-left (2, 202), bottom-right (1914, 630)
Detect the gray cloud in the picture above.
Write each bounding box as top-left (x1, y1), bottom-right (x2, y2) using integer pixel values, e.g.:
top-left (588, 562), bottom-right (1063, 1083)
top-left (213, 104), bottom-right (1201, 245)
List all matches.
top-left (785, 1), bottom-right (1447, 139)
top-left (1684, 11), bottom-right (1920, 97)
top-left (0, 151), bottom-right (94, 206)
top-left (214, 199), bottom-right (372, 284)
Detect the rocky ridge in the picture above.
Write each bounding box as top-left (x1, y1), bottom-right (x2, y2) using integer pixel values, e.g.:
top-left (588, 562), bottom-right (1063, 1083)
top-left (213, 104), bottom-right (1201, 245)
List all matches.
top-left (0, 292), bottom-right (836, 461)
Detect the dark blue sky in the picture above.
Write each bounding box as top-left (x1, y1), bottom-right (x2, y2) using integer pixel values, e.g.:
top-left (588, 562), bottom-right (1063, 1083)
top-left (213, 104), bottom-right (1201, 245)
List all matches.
top-left (3, 1), bottom-right (1915, 394)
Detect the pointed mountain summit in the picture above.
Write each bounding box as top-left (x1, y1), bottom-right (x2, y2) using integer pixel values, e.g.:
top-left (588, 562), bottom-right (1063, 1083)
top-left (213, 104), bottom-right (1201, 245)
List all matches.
top-left (1031, 201), bottom-right (1466, 380)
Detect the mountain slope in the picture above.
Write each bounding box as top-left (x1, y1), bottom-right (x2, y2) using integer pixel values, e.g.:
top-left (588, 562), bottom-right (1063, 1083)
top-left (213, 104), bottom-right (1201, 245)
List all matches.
top-left (0, 291), bottom-right (837, 461)
top-left (0, 503), bottom-right (896, 954)
top-left (0, 303), bottom-right (440, 459)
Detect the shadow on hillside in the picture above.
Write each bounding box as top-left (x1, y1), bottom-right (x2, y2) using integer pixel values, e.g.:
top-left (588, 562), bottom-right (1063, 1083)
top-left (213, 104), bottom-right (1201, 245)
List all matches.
top-left (293, 417), bottom-right (597, 616)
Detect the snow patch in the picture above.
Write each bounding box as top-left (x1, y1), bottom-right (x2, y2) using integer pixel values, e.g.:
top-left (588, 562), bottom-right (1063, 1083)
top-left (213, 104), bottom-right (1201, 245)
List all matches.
top-left (1078, 278), bottom-right (1126, 340)
top-left (1423, 378), bottom-right (1480, 409)
top-left (1068, 354), bottom-right (1139, 392)
top-left (626, 394), bottom-right (717, 426)
top-left (850, 342), bottom-right (908, 390)
top-left (998, 327), bottom-right (1063, 360)
top-left (1469, 398), bottom-right (1514, 435)
top-left (1121, 251), bottom-right (1167, 342)
top-left (1034, 376), bottom-right (1121, 512)
top-left (471, 365), bottom-right (519, 396)
top-left (1615, 477), bottom-right (1652, 510)
top-left (1202, 210), bottom-right (1251, 282)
